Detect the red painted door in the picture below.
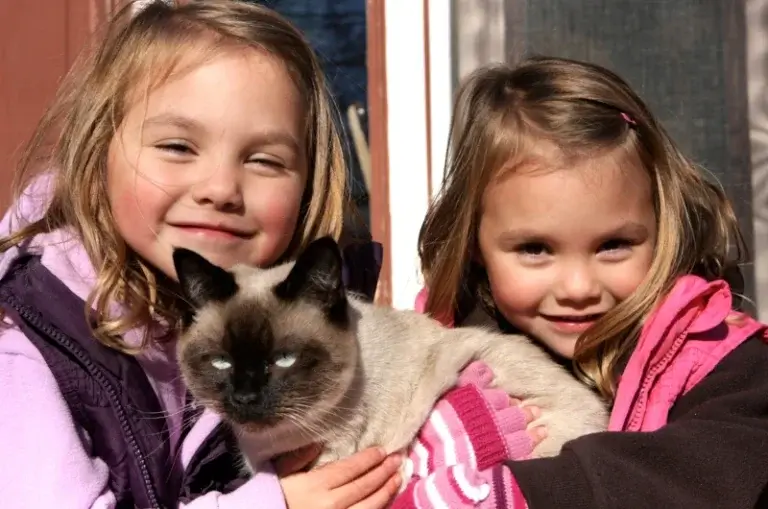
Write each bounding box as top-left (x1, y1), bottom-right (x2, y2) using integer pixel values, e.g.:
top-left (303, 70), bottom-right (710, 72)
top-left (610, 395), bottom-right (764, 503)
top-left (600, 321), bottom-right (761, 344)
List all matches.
top-left (0, 0), bottom-right (122, 213)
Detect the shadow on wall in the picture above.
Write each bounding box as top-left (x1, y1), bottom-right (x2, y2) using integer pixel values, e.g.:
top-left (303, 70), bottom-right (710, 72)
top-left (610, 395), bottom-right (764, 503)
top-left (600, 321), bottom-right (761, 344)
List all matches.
top-left (748, 0), bottom-right (768, 320)
top-left (454, 0), bottom-right (505, 81)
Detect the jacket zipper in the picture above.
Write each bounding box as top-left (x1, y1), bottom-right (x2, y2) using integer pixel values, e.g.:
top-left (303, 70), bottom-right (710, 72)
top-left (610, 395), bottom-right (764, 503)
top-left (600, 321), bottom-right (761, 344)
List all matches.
top-left (627, 311), bottom-right (701, 431)
top-left (3, 293), bottom-right (162, 509)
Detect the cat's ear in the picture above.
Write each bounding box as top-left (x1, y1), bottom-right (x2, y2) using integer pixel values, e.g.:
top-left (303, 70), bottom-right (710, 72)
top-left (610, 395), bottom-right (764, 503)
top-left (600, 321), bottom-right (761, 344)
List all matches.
top-left (172, 248), bottom-right (238, 309)
top-left (274, 236), bottom-right (347, 322)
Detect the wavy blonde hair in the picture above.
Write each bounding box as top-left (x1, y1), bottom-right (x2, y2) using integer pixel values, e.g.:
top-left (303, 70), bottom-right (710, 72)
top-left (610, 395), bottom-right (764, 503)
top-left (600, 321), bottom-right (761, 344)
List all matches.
top-left (419, 56), bottom-right (746, 399)
top-left (1, 0), bottom-right (347, 354)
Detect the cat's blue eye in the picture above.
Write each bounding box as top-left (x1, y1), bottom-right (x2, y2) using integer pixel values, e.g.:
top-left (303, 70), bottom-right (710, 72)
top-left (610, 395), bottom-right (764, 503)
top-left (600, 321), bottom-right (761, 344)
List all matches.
top-left (211, 357), bottom-right (232, 371)
top-left (274, 353), bottom-right (297, 369)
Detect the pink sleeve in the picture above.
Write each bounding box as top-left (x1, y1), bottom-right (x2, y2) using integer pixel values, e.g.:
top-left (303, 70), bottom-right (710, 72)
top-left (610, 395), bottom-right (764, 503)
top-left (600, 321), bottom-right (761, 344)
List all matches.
top-left (394, 463), bottom-right (529, 508)
top-left (0, 328), bottom-right (286, 509)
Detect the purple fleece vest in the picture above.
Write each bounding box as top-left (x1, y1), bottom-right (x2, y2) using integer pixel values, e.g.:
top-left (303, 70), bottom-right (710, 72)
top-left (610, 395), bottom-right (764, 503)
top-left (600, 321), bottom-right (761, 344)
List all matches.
top-left (0, 253), bottom-right (249, 508)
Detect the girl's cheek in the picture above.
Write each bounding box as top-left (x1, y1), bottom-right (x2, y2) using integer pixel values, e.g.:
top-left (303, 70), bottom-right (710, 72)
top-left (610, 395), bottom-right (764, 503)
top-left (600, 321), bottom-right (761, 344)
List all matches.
top-left (251, 181), bottom-right (305, 234)
top-left (488, 263), bottom-right (543, 312)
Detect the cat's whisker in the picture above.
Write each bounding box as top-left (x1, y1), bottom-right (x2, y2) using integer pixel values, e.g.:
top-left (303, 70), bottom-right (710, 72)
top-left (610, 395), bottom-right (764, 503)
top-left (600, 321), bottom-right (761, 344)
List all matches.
top-left (282, 413), bottom-right (326, 441)
top-left (134, 402), bottom-right (198, 420)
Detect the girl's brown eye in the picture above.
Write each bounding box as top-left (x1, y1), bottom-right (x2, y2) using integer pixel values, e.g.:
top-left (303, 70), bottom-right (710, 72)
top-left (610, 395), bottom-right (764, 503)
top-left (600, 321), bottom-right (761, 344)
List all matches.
top-left (517, 242), bottom-right (549, 256)
top-left (600, 239), bottom-right (632, 252)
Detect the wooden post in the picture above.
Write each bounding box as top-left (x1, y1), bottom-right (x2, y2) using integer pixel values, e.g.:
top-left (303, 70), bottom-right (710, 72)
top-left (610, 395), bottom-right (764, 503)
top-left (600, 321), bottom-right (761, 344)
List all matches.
top-left (366, 0), bottom-right (392, 306)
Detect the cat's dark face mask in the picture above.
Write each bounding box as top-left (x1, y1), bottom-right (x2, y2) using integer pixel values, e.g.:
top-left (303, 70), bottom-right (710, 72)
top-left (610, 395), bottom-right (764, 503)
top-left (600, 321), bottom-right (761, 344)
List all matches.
top-left (172, 237), bottom-right (358, 432)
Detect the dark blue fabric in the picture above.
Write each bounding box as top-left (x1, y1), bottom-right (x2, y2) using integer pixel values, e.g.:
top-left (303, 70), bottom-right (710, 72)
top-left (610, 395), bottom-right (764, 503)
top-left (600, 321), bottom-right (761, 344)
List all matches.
top-left (342, 240), bottom-right (383, 301)
top-left (250, 0), bottom-right (371, 232)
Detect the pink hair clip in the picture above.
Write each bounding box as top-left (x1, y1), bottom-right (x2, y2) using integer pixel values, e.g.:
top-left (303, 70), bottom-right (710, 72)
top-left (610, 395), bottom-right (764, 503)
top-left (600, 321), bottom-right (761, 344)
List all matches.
top-left (620, 112), bottom-right (637, 126)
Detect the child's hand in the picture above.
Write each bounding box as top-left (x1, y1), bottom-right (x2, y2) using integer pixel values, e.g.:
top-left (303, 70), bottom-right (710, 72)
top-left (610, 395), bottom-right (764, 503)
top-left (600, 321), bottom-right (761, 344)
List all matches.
top-left (280, 446), bottom-right (402, 509)
top-left (406, 361), bottom-right (546, 481)
top-left (457, 361), bottom-right (547, 450)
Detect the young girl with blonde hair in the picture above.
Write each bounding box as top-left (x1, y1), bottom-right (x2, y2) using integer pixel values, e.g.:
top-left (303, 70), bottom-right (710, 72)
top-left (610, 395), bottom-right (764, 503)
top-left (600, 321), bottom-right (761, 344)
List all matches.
top-left (394, 56), bottom-right (768, 508)
top-left (0, 1), bottom-right (398, 508)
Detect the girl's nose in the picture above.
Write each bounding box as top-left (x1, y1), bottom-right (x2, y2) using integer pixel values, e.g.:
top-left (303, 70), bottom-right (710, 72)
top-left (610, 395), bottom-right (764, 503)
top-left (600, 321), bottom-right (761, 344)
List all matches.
top-left (189, 164), bottom-right (244, 212)
top-left (553, 262), bottom-right (602, 305)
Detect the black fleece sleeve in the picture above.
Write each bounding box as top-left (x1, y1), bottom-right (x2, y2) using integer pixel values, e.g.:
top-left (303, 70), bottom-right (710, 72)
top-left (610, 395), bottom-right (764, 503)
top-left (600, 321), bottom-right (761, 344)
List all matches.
top-left (507, 336), bottom-right (768, 509)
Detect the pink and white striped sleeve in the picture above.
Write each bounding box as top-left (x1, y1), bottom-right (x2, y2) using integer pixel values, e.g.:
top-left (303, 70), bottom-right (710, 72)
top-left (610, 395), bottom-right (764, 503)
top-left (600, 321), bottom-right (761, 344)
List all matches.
top-left (393, 463), bottom-right (529, 509)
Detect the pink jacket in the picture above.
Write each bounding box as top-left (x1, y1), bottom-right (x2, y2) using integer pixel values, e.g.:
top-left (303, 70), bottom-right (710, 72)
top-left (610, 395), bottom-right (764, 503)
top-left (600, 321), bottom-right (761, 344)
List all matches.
top-left (610, 275), bottom-right (765, 432)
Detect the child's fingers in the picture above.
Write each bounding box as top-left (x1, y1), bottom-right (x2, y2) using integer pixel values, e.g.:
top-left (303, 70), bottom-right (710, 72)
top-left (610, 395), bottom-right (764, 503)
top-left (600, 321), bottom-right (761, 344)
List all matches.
top-left (509, 399), bottom-right (541, 425)
top-left (348, 472), bottom-right (402, 509)
top-left (334, 454), bottom-right (402, 507)
top-left (274, 443), bottom-right (322, 477)
top-left (528, 425), bottom-right (547, 446)
top-left (315, 447), bottom-right (389, 489)
top-left (519, 404), bottom-right (546, 446)
top-left (508, 399), bottom-right (547, 448)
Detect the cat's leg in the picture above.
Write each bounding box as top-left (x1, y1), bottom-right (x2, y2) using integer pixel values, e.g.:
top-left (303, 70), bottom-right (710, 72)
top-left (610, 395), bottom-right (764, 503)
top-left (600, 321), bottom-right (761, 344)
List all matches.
top-left (376, 338), bottom-right (484, 454)
top-left (471, 333), bottom-right (608, 457)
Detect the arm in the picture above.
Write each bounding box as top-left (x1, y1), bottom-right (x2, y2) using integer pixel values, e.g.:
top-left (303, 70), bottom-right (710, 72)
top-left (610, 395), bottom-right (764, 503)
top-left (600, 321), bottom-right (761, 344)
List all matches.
top-left (0, 328), bottom-right (286, 509)
top-left (508, 336), bottom-right (768, 509)
top-left (0, 329), bottom-right (117, 508)
top-left (393, 362), bottom-right (534, 508)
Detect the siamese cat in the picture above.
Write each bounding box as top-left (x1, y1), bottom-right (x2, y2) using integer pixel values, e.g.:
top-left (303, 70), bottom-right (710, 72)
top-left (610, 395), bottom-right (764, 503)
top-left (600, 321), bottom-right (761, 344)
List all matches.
top-left (173, 236), bottom-right (608, 473)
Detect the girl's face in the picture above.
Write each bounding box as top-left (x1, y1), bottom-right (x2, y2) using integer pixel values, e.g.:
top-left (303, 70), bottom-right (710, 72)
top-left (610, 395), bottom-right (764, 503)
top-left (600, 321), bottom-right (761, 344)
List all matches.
top-left (107, 48), bottom-right (308, 279)
top-left (477, 146), bottom-right (656, 359)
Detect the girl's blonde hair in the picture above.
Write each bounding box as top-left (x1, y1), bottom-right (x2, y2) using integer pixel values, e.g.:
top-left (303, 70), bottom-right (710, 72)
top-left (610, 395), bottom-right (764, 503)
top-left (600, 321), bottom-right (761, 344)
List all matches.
top-left (1, 0), bottom-right (348, 353)
top-left (419, 56), bottom-right (746, 399)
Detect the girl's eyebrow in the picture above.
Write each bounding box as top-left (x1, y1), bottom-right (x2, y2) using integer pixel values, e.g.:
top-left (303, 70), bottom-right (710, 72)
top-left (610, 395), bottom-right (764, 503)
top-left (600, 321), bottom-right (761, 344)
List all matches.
top-left (497, 228), bottom-right (550, 244)
top-left (142, 113), bottom-right (205, 134)
top-left (608, 222), bottom-right (649, 238)
top-left (498, 222), bottom-right (649, 243)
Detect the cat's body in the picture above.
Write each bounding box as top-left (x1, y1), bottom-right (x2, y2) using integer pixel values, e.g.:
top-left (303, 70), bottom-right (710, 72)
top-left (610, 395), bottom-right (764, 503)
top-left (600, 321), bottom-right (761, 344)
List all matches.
top-left (311, 299), bottom-right (608, 465)
top-left (173, 237), bottom-right (608, 473)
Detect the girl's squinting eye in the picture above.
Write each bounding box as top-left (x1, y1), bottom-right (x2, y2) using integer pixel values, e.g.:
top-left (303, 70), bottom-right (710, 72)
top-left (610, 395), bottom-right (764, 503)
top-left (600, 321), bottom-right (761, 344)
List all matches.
top-left (156, 142), bottom-right (194, 155)
top-left (247, 157), bottom-right (286, 171)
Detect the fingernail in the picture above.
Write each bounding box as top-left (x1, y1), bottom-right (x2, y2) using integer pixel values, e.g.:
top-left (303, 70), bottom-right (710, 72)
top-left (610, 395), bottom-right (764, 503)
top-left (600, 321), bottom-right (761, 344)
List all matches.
top-left (530, 406), bottom-right (541, 418)
top-left (390, 454), bottom-right (403, 466)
